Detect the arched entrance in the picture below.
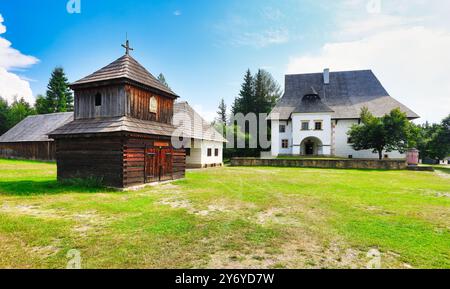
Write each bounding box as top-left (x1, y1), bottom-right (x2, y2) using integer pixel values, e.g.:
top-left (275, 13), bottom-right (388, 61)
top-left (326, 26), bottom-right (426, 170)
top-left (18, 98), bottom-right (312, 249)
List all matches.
top-left (300, 137), bottom-right (323, 156)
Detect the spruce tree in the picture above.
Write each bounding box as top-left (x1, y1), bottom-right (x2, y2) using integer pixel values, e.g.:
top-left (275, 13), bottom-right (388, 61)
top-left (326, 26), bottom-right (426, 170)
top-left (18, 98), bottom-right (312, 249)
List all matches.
top-left (232, 69), bottom-right (254, 115)
top-left (157, 73), bottom-right (170, 88)
top-left (216, 98), bottom-right (227, 124)
top-left (45, 67), bottom-right (73, 113)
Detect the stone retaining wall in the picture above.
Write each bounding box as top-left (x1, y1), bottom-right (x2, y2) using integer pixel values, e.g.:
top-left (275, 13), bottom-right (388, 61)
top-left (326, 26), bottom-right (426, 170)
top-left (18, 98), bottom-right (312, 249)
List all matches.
top-left (230, 158), bottom-right (407, 170)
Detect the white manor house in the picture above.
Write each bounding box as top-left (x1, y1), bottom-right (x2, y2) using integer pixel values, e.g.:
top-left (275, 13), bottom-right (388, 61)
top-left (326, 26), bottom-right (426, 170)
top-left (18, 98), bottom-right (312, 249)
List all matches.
top-left (269, 69), bottom-right (419, 159)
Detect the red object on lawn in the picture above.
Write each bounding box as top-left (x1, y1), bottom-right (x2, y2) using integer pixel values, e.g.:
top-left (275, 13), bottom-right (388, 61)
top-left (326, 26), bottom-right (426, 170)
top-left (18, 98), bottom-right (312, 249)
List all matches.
top-left (407, 149), bottom-right (419, 166)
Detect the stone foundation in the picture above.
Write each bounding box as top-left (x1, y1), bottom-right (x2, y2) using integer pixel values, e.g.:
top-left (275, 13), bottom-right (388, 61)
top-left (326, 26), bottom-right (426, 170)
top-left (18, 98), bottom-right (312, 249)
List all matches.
top-left (231, 158), bottom-right (407, 170)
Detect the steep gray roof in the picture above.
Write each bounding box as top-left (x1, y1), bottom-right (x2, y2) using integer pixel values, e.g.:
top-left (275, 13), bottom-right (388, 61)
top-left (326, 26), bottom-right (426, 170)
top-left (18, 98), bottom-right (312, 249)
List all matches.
top-left (0, 112), bottom-right (73, 143)
top-left (173, 101), bottom-right (226, 143)
top-left (49, 116), bottom-right (176, 137)
top-left (269, 70), bottom-right (419, 120)
top-left (293, 87), bottom-right (334, 113)
top-left (71, 54), bottom-right (178, 98)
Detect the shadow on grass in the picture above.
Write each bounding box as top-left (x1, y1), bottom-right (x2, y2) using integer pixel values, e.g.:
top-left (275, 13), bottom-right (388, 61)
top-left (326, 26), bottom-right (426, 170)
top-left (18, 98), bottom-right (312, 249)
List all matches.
top-left (0, 179), bottom-right (115, 196)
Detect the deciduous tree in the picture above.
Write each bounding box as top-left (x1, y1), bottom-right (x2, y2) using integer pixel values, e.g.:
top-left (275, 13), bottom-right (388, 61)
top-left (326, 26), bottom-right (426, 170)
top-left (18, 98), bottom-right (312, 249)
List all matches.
top-left (348, 108), bottom-right (414, 160)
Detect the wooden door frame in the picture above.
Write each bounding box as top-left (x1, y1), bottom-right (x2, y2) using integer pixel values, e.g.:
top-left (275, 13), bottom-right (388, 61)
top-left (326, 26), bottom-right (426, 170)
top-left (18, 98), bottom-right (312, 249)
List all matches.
top-left (144, 145), bottom-right (174, 183)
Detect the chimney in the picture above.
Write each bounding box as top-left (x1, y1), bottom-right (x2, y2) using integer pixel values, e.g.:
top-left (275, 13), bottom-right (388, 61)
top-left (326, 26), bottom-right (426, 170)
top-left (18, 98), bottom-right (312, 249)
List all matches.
top-left (323, 68), bottom-right (330, 85)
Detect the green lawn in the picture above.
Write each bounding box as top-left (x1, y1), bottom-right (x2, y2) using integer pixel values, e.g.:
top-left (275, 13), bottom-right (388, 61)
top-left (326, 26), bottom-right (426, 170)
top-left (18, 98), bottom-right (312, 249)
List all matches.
top-left (0, 159), bottom-right (449, 269)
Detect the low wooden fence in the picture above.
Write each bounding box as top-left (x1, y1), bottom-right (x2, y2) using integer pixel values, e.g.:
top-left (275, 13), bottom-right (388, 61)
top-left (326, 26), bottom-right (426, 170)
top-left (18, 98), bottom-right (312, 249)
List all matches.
top-left (231, 158), bottom-right (407, 170)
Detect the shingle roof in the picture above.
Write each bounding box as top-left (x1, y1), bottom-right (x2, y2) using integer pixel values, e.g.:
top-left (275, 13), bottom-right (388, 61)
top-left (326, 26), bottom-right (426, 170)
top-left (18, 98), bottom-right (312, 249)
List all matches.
top-left (71, 54), bottom-right (178, 97)
top-left (4, 103), bottom-right (226, 142)
top-left (0, 112), bottom-right (73, 143)
top-left (48, 116), bottom-right (176, 137)
top-left (173, 101), bottom-right (226, 143)
top-left (269, 70), bottom-right (419, 120)
top-left (293, 86), bottom-right (334, 113)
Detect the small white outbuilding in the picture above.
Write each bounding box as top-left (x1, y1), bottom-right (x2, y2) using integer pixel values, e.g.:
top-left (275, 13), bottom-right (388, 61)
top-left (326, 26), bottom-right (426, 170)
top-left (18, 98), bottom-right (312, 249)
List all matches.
top-left (174, 101), bottom-right (226, 168)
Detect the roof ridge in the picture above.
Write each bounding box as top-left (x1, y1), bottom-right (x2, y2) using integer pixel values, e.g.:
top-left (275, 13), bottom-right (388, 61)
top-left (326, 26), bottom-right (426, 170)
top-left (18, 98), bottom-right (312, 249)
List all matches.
top-left (286, 69), bottom-right (373, 77)
top-left (71, 54), bottom-right (179, 97)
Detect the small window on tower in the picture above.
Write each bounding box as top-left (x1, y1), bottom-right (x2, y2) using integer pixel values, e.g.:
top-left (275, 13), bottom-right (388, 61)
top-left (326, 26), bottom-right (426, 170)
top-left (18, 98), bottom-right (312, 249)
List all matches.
top-left (279, 124), bottom-right (286, 133)
top-left (95, 93), bottom-right (102, 106)
top-left (149, 96), bottom-right (158, 113)
top-left (282, 139), bottom-right (289, 149)
top-left (215, 148), bottom-right (219, 156)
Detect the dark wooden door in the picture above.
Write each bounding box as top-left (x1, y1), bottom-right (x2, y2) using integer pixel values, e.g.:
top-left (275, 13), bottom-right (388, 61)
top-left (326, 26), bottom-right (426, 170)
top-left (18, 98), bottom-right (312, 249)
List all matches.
top-left (145, 146), bottom-right (173, 183)
top-left (145, 147), bottom-right (158, 183)
top-left (305, 141), bottom-right (314, 155)
top-left (159, 148), bottom-right (173, 181)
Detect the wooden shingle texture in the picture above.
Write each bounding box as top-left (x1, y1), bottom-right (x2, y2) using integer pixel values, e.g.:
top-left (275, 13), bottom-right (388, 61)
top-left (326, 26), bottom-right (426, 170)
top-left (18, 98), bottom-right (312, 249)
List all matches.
top-left (269, 70), bottom-right (419, 120)
top-left (71, 54), bottom-right (178, 98)
top-left (49, 116), bottom-right (176, 137)
top-left (0, 112), bottom-right (73, 143)
top-left (173, 101), bottom-right (226, 143)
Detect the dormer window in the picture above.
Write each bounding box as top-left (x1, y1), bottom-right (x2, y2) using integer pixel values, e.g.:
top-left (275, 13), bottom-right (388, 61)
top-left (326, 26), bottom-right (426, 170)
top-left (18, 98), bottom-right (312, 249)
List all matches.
top-left (95, 93), bottom-right (102, 106)
top-left (149, 96), bottom-right (158, 113)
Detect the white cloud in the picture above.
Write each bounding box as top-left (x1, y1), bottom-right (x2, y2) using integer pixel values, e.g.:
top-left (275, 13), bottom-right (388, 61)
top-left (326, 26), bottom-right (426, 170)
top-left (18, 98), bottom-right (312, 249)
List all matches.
top-left (336, 14), bottom-right (422, 39)
top-left (0, 14), bottom-right (38, 104)
top-left (192, 104), bottom-right (216, 123)
top-left (0, 67), bottom-right (34, 104)
top-left (231, 28), bottom-right (289, 48)
top-left (173, 10), bottom-right (182, 16)
top-left (215, 11), bottom-right (290, 48)
top-left (287, 25), bottom-right (450, 123)
top-left (287, 1), bottom-right (450, 123)
top-left (261, 7), bottom-right (284, 21)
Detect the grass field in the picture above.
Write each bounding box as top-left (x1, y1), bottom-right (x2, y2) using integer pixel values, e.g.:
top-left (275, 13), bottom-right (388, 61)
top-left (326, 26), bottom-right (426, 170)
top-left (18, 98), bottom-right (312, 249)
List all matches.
top-left (0, 159), bottom-right (449, 269)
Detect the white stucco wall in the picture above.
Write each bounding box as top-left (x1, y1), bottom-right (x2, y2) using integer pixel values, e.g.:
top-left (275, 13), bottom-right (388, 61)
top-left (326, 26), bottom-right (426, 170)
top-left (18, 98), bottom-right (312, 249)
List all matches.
top-left (272, 120), bottom-right (293, 156)
top-left (272, 116), bottom-right (406, 159)
top-left (291, 113), bottom-right (332, 155)
top-left (200, 140), bottom-right (223, 165)
top-left (186, 139), bottom-right (223, 167)
top-left (186, 147), bottom-right (203, 166)
top-left (334, 119), bottom-right (406, 159)
top-left (271, 120), bottom-right (279, 156)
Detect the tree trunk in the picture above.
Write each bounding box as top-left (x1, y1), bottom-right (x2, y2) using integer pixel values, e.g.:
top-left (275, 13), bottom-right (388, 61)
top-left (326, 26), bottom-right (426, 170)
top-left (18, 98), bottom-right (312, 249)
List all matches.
top-left (378, 150), bottom-right (383, 160)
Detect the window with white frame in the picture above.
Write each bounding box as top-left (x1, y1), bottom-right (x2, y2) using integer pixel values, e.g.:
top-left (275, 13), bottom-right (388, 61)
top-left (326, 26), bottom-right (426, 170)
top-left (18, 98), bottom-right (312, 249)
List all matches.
top-left (301, 121), bottom-right (309, 131)
top-left (314, 121), bottom-right (323, 131)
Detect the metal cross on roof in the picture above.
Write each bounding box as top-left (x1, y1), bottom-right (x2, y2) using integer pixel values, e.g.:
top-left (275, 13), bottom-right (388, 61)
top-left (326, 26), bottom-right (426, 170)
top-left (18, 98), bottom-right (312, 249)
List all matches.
top-left (121, 39), bottom-right (134, 55)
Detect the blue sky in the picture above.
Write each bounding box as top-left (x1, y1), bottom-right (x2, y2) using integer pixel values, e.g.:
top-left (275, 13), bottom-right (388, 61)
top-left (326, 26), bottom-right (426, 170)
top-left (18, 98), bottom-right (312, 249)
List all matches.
top-left (0, 0), bottom-right (449, 122)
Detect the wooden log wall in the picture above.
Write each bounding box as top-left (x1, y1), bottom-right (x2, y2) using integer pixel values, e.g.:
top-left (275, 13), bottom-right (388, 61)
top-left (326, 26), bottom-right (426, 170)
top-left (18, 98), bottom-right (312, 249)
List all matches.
top-left (55, 133), bottom-right (186, 188)
top-left (123, 136), bottom-right (148, 187)
top-left (0, 142), bottom-right (55, 161)
top-left (172, 149), bottom-right (186, 180)
top-left (74, 85), bottom-right (126, 120)
top-left (55, 136), bottom-right (124, 187)
top-left (123, 135), bottom-right (186, 188)
top-left (126, 85), bottom-right (174, 124)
